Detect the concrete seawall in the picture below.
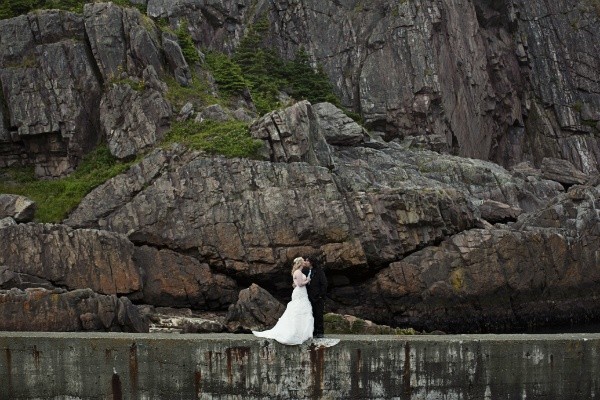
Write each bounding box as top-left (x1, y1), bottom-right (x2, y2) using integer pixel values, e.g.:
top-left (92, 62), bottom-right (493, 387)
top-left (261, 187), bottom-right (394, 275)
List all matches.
top-left (1, 332), bottom-right (599, 399)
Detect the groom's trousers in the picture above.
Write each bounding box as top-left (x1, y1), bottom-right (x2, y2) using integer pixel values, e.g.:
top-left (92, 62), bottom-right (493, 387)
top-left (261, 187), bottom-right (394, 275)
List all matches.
top-left (311, 298), bottom-right (325, 335)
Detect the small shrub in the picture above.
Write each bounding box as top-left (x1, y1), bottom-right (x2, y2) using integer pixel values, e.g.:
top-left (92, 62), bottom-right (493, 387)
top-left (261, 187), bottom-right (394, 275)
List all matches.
top-left (284, 49), bottom-right (340, 106)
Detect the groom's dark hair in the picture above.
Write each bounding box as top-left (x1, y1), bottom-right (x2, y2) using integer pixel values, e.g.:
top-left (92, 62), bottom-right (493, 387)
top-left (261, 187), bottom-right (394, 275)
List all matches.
top-left (305, 255), bottom-right (319, 265)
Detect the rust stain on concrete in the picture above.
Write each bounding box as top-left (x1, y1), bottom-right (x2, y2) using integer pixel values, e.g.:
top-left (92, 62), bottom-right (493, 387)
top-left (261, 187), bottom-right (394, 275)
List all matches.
top-left (32, 345), bottom-right (41, 369)
top-left (111, 371), bottom-right (123, 400)
top-left (105, 348), bottom-right (113, 362)
top-left (206, 350), bottom-right (213, 373)
top-left (194, 369), bottom-right (202, 398)
top-left (403, 341), bottom-right (411, 396)
top-left (310, 344), bottom-right (325, 398)
top-left (5, 348), bottom-right (13, 397)
top-left (350, 348), bottom-right (362, 396)
top-left (129, 342), bottom-right (138, 397)
top-left (225, 346), bottom-right (250, 385)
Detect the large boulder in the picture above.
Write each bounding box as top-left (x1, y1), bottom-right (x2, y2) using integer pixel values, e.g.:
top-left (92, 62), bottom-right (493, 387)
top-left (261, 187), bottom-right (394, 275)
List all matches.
top-left (541, 157), bottom-right (588, 186)
top-left (133, 245), bottom-right (238, 309)
top-left (225, 284), bottom-right (285, 332)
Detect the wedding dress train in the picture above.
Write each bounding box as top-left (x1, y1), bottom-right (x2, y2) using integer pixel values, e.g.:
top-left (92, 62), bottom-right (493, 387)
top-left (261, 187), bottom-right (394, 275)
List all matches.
top-left (252, 285), bottom-right (314, 345)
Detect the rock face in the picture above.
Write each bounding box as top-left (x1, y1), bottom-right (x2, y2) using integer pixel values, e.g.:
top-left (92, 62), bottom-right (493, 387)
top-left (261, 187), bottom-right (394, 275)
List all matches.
top-left (333, 184), bottom-right (600, 332)
top-left (144, 0), bottom-right (600, 173)
top-left (0, 11), bottom-right (102, 177)
top-left (100, 81), bottom-right (171, 159)
top-left (0, 2), bottom-right (599, 333)
top-left (0, 5), bottom-right (182, 176)
top-left (266, 0), bottom-right (600, 174)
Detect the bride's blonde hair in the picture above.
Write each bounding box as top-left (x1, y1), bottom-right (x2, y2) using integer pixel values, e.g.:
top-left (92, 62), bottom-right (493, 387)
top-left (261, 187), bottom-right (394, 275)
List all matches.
top-left (291, 257), bottom-right (304, 275)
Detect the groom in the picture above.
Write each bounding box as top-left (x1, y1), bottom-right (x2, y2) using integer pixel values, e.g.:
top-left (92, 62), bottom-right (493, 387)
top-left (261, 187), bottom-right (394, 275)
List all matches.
top-left (304, 255), bottom-right (328, 338)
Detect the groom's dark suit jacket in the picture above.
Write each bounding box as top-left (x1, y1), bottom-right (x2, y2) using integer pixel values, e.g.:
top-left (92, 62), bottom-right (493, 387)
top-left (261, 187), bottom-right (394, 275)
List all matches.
top-left (303, 266), bottom-right (327, 302)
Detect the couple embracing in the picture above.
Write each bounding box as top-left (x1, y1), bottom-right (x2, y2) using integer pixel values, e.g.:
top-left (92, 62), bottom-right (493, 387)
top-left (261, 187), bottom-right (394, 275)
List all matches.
top-left (253, 256), bottom-right (328, 345)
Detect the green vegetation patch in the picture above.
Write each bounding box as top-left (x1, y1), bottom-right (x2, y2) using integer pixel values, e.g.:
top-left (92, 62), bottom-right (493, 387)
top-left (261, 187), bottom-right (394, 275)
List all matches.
top-left (176, 21), bottom-right (200, 65)
top-left (202, 19), bottom-right (341, 115)
top-left (163, 119), bottom-right (263, 159)
top-left (0, 145), bottom-right (132, 222)
top-left (164, 73), bottom-right (222, 110)
top-left (204, 51), bottom-right (249, 98)
top-left (0, 0), bottom-right (145, 20)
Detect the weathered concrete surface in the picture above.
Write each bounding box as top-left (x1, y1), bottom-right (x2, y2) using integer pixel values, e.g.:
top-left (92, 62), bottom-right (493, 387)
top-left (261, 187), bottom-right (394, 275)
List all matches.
top-left (1, 333), bottom-right (599, 399)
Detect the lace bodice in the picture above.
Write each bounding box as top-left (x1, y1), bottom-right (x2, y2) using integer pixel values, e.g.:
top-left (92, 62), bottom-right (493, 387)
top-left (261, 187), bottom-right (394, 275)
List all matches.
top-left (293, 270), bottom-right (310, 287)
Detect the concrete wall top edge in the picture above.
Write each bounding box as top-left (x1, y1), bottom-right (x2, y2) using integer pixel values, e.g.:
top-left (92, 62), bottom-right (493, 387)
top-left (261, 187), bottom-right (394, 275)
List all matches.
top-left (1, 332), bottom-right (600, 342)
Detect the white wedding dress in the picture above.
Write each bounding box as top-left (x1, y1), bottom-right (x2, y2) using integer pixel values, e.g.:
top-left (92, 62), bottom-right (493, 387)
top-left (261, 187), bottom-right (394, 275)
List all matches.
top-left (252, 272), bottom-right (314, 345)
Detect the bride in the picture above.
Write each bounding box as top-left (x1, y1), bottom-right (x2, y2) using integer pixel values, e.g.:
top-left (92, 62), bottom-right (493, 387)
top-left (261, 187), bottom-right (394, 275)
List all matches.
top-left (252, 257), bottom-right (314, 345)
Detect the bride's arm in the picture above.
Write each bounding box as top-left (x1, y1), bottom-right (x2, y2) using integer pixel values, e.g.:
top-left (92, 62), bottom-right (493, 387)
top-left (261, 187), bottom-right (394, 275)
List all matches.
top-left (293, 270), bottom-right (310, 287)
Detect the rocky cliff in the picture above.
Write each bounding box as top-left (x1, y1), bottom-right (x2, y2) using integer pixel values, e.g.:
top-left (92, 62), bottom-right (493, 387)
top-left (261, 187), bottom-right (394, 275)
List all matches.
top-left (0, 1), bottom-right (599, 333)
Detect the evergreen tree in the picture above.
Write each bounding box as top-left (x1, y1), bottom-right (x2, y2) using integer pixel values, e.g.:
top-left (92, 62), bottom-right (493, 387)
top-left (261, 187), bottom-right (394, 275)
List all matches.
top-left (176, 21), bottom-right (200, 65)
top-left (205, 52), bottom-right (248, 96)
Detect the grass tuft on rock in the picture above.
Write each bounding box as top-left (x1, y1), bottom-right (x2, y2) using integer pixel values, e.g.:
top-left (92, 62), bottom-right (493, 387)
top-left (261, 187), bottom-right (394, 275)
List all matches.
top-left (163, 119), bottom-right (264, 159)
top-left (0, 145), bottom-right (132, 223)
top-left (164, 72), bottom-right (223, 110)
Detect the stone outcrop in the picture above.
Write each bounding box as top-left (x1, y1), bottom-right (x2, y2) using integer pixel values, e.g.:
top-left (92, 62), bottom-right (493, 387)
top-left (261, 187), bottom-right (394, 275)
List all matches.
top-left (100, 80), bottom-right (171, 159)
top-left (61, 101), bottom-right (577, 332)
top-left (0, 288), bottom-right (148, 332)
top-left (0, 194), bottom-right (35, 222)
top-left (0, 223), bottom-right (141, 295)
top-left (0, 220), bottom-right (238, 305)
